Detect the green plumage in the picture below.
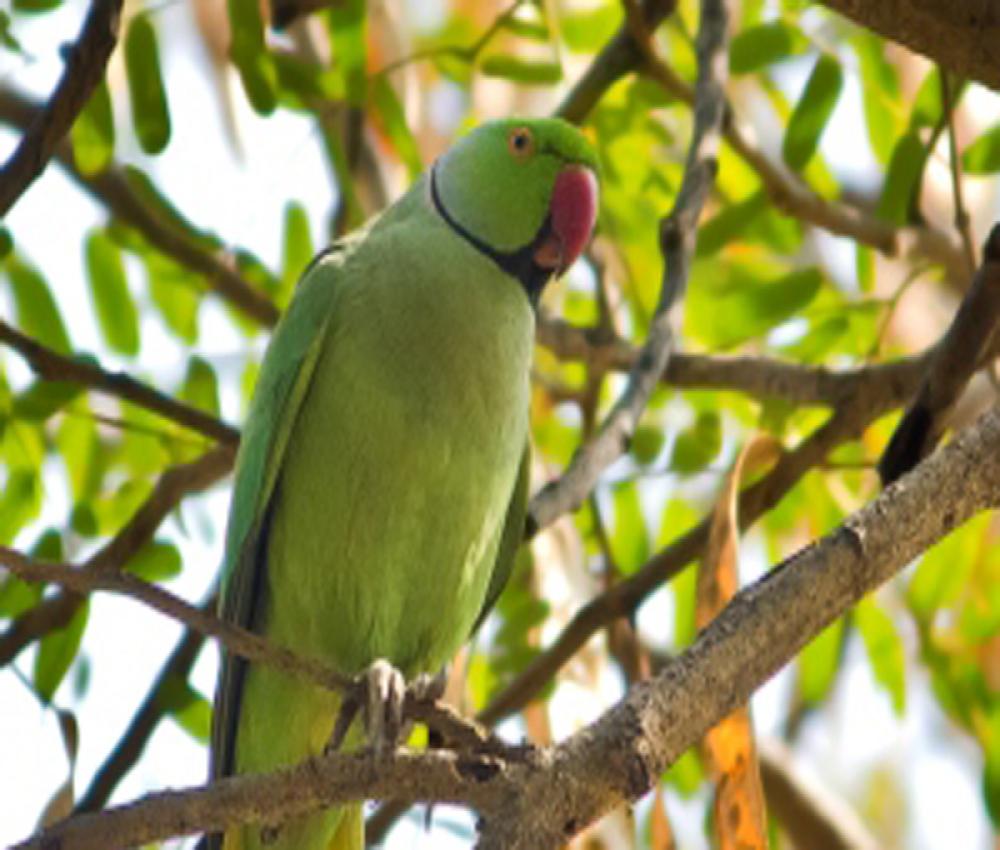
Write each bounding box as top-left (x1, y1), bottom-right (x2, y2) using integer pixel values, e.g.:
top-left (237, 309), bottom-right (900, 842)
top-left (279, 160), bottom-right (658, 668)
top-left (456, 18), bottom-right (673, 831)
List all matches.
top-left (210, 119), bottom-right (597, 850)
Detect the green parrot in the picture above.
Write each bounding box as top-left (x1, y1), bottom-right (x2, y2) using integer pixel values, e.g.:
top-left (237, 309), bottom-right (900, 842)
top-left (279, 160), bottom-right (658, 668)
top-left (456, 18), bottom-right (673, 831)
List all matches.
top-left (209, 117), bottom-right (599, 850)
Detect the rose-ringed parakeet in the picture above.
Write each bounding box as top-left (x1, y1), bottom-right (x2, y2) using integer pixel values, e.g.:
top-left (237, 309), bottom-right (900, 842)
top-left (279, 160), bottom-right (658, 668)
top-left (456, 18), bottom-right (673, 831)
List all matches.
top-left (209, 118), bottom-right (599, 850)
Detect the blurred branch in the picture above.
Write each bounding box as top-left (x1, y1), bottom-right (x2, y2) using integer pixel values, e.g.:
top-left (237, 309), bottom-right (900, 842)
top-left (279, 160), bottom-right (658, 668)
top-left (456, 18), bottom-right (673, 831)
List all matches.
top-left (0, 548), bottom-right (352, 693)
top-left (879, 223), bottom-right (1000, 483)
top-left (537, 312), bottom-right (932, 408)
top-left (0, 319), bottom-right (240, 445)
top-left (74, 609), bottom-right (213, 813)
top-left (0, 0), bottom-right (122, 217)
top-left (16, 397), bottom-right (1000, 850)
top-left (815, 0), bottom-right (1000, 93)
top-left (638, 45), bottom-right (968, 286)
top-left (0, 446), bottom-right (233, 666)
top-left (527, 0), bottom-right (727, 533)
top-left (555, 0), bottom-right (677, 124)
top-left (940, 70), bottom-right (977, 275)
top-left (759, 739), bottom-right (879, 850)
top-left (0, 89), bottom-right (280, 328)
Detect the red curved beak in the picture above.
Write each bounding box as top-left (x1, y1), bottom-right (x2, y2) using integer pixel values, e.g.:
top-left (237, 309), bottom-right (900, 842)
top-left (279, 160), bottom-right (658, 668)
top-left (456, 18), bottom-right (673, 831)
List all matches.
top-left (532, 166), bottom-right (599, 274)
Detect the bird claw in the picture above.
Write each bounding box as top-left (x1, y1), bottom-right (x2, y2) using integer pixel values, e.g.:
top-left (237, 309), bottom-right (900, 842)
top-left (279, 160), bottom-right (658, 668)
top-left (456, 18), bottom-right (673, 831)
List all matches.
top-left (326, 661), bottom-right (446, 759)
top-left (364, 658), bottom-right (406, 759)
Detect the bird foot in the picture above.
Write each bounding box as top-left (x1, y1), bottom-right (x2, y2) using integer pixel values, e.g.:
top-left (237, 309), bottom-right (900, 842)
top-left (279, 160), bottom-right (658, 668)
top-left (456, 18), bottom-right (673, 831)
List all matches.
top-left (326, 658), bottom-right (407, 759)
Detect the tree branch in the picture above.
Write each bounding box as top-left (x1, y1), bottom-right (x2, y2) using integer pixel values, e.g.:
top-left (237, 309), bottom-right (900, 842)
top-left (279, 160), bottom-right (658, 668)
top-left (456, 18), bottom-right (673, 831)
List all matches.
top-left (74, 613), bottom-right (212, 813)
top-left (816, 0), bottom-right (1000, 93)
top-left (528, 0), bottom-right (729, 533)
top-left (0, 446), bottom-right (233, 666)
top-left (638, 46), bottom-right (969, 286)
top-left (0, 319), bottom-right (239, 445)
top-left (15, 399), bottom-right (1000, 850)
top-left (0, 89), bottom-right (280, 328)
top-left (0, 0), bottom-right (122, 217)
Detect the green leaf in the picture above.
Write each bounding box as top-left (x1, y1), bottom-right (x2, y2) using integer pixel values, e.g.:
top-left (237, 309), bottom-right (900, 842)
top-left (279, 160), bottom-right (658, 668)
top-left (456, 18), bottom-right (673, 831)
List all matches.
top-left (696, 191), bottom-right (802, 256)
top-left (480, 55), bottom-right (562, 85)
top-left (0, 10), bottom-right (24, 52)
top-left (11, 0), bottom-right (61, 12)
top-left (179, 356), bottom-right (220, 416)
top-left (962, 124), bottom-right (1000, 174)
top-left (228, 0), bottom-right (277, 114)
top-left (670, 410), bottom-right (721, 474)
top-left (853, 32), bottom-right (901, 163)
top-left (910, 67), bottom-right (943, 130)
top-left (855, 597), bottom-right (906, 715)
top-left (279, 202), bottom-right (314, 307)
top-left (0, 469), bottom-right (42, 543)
top-left (328, 0), bottom-right (367, 104)
top-left (560, 3), bottom-right (621, 52)
top-left (370, 76), bottom-right (422, 180)
top-left (12, 381), bottom-right (82, 421)
top-left (797, 617), bottom-right (844, 704)
top-left (907, 513), bottom-right (987, 622)
top-left (782, 53), bottom-right (843, 170)
top-left (630, 425), bottom-right (665, 465)
top-left (33, 599), bottom-right (89, 703)
top-left (84, 230), bottom-right (139, 356)
top-left (124, 16), bottom-right (171, 154)
top-left (856, 244), bottom-right (874, 293)
top-left (610, 481), bottom-right (649, 573)
top-left (687, 262), bottom-right (823, 349)
top-left (664, 748), bottom-right (704, 797)
top-left (70, 502), bottom-right (98, 537)
top-left (125, 540), bottom-right (182, 582)
top-left (158, 675), bottom-right (212, 743)
top-left (122, 167), bottom-right (222, 251)
top-left (779, 316), bottom-right (848, 362)
top-left (4, 256), bottom-right (72, 354)
top-left (876, 131), bottom-right (926, 225)
top-left (145, 254), bottom-right (202, 343)
top-left (0, 227), bottom-right (12, 258)
top-left (70, 78), bottom-right (114, 175)
top-left (729, 20), bottom-right (807, 75)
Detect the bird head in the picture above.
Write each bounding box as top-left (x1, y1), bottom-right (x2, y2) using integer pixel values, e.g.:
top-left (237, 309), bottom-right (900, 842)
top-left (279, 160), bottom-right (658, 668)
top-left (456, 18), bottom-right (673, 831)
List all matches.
top-left (430, 118), bottom-right (600, 302)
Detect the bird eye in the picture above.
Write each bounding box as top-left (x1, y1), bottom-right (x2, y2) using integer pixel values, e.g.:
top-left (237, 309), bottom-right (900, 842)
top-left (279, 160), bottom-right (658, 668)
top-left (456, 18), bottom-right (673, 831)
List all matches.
top-left (507, 126), bottom-right (535, 159)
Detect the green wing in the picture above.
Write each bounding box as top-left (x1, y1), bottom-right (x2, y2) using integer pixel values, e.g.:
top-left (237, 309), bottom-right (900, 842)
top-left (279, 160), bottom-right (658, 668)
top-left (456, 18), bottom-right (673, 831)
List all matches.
top-left (472, 444), bottom-right (530, 633)
top-left (210, 247), bottom-right (344, 785)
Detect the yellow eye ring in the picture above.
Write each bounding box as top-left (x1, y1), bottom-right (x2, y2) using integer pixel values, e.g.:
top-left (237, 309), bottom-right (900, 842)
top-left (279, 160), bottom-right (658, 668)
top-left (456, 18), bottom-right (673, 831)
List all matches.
top-left (507, 126), bottom-right (535, 159)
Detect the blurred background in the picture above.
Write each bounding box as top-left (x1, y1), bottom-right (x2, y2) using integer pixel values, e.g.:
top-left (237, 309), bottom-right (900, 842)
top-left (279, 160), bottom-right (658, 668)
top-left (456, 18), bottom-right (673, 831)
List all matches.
top-left (2, 0), bottom-right (1000, 847)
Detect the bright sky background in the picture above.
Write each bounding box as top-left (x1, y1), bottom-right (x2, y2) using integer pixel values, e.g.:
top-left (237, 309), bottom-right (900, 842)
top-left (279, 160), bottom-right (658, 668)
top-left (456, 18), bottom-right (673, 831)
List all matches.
top-left (0, 1), bottom-right (994, 847)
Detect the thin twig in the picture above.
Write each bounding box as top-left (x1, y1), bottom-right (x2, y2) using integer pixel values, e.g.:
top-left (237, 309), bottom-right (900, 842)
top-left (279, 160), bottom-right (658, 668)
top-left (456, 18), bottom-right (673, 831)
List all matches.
top-left (0, 0), bottom-right (123, 216)
top-left (527, 0), bottom-right (728, 533)
top-left (940, 69), bottom-right (977, 275)
top-left (638, 41), bottom-right (968, 287)
top-left (0, 319), bottom-right (240, 445)
top-left (0, 446), bottom-right (233, 666)
top-left (0, 549), bottom-right (352, 693)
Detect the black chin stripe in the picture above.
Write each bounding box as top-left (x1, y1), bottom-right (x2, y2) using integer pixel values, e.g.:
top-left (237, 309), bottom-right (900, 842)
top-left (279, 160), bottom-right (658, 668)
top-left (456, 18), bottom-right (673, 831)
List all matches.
top-left (430, 164), bottom-right (552, 304)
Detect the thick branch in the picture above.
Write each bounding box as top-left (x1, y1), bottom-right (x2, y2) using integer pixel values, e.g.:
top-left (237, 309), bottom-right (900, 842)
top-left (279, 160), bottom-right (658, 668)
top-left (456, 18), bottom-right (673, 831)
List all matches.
top-left (0, 0), bottom-right (122, 216)
top-left (0, 319), bottom-right (239, 445)
top-left (816, 0), bottom-right (1000, 93)
top-left (476, 401), bottom-right (1000, 849)
top-left (15, 401), bottom-right (1000, 850)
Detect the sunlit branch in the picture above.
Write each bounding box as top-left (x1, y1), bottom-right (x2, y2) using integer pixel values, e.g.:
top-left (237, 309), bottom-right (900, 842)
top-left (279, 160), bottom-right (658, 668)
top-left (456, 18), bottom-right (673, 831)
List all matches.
top-left (16, 393), bottom-right (1000, 850)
